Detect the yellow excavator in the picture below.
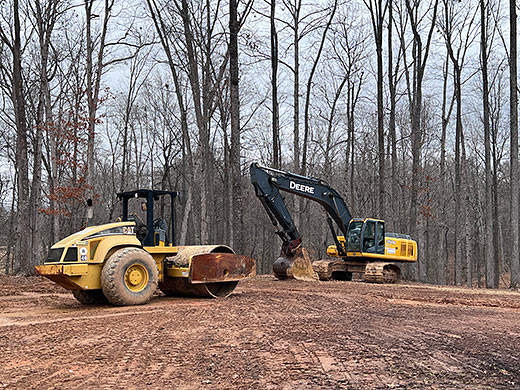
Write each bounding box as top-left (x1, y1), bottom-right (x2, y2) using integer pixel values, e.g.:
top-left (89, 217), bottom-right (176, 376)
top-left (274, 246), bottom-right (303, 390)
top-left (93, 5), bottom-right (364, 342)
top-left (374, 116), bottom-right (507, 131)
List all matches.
top-left (250, 164), bottom-right (417, 283)
top-left (36, 189), bottom-right (255, 305)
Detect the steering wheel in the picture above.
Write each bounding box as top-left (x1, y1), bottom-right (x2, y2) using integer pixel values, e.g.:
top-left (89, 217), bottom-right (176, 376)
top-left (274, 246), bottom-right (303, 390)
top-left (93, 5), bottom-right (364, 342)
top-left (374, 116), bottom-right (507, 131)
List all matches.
top-left (130, 212), bottom-right (145, 226)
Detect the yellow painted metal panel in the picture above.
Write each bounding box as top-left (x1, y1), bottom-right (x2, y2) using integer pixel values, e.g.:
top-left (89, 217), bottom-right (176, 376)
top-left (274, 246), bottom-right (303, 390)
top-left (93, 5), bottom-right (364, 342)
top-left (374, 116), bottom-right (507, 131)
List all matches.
top-left (62, 264), bottom-right (89, 275)
top-left (35, 263), bottom-right (102, 290)
top-left (166, 267), bottom-right (190, 278)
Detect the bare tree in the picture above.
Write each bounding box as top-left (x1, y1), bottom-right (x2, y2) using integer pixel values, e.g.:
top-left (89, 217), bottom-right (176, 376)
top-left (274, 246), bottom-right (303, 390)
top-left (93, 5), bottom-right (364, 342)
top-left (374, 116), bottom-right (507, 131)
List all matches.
top-left (28, 0), bottom-right (61, 270)
top-left (84, 0), bottom-right (114, 206)
top-left (301, 0), bottom-right (337, 175)
top-left (230, 0), bottom-right (243, 251)
top-left (0, 0), bottom-right (31, 273)
top-left (438, 0), bottom-right (478, 286)
top-left (438, 51), bottom-right (455, 285)
top-left (277, 0), bottom-right (326, 225)
top-left (480, 0), bottom-right (495, 288)
top-left (387, 0), bottom-right (403, 230)
top-left (509, 0), bottom-right (519, 288)
top-left (363, 0), bottom-right (387, 218)
top-left (119, 44), bottom-right (155, 192)
top-left (332, 10), bottom-right (368, 209)
top-left (400, 0), bottom-right (439, 280)
top-left (270, 0), bottom-right (281, 169)
top-left (146, 0), bottom-right (195, 244)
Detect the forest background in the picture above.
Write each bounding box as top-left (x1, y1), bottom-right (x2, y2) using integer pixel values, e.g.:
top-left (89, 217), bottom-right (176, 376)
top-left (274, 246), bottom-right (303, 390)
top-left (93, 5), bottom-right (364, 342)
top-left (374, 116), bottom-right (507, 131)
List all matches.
top-left (0, 0), bottom-right (519, 289)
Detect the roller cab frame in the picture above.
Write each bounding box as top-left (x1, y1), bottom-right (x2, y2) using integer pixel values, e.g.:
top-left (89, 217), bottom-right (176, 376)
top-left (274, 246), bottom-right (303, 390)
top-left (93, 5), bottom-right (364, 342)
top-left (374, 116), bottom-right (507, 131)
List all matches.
top-left (36, 189), bottom-right (255, 305)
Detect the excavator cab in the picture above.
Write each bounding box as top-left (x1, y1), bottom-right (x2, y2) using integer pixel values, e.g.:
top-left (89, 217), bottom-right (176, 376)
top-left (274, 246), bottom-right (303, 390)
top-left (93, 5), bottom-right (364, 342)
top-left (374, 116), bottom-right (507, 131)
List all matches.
top-left (332, 218), bottom-right (385, 255)
top-left (360, 219), bottom-right (385, 254)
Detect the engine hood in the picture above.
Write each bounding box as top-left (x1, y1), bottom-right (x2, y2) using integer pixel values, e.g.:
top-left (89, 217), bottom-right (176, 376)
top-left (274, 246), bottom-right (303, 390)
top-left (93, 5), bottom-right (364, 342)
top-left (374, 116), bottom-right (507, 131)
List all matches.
top-left (52, 221), bottom-right (137, 247)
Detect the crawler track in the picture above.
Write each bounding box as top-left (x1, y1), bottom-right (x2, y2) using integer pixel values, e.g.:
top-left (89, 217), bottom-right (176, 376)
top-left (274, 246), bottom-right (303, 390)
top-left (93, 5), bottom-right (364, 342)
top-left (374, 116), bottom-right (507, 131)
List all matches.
top-left (363, 262), bottom-right (401, 283)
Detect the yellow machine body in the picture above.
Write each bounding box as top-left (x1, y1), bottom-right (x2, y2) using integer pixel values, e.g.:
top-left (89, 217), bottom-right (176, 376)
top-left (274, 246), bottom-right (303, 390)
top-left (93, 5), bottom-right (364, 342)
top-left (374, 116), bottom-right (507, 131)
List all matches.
top-left (314, 218), bottom-right (418, 284)
top-left (326, 235), bottom-right (417, 263)
top-left (35, 221), bottom-right (255, 297)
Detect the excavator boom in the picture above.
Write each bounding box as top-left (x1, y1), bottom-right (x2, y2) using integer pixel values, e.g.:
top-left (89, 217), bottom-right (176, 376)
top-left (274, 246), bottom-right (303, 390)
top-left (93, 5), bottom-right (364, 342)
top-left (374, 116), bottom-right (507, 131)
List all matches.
top-left (251, 164), bottom-right (352, 256)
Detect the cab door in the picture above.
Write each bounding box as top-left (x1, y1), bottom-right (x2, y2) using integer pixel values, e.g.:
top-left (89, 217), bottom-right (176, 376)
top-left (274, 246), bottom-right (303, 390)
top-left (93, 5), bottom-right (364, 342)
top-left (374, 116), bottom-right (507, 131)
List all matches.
top-left (375, 221), bottom-right (385, 254)
top-left (361, 220), bottom-right (375, 253)
top-left (361, 219), bottom-right (385, 254)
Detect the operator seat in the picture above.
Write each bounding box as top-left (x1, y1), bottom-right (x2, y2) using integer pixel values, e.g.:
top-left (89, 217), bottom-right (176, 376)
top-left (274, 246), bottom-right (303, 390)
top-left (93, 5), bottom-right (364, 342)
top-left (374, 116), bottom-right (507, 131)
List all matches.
top-left (153, 218), bottom-right (168, 245)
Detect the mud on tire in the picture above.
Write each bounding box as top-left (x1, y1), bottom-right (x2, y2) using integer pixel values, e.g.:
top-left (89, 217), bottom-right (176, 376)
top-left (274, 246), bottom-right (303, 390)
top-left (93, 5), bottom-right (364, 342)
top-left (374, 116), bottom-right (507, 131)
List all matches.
top-left (101, 248), bottom-right (158, 306)
top-left (72, 289), bottom-right (108, 305)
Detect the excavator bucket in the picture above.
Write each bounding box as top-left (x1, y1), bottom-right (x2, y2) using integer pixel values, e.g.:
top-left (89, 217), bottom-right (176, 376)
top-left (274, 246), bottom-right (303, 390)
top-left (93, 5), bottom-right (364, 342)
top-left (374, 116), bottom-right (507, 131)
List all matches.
top-left (272, 247), bottom-right (318, 281)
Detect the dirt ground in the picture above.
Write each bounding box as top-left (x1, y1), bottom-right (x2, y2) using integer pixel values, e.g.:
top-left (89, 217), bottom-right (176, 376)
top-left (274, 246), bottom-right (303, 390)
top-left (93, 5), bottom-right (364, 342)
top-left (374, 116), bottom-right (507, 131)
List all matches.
top-left (0, 275), bottom-right (519, 390)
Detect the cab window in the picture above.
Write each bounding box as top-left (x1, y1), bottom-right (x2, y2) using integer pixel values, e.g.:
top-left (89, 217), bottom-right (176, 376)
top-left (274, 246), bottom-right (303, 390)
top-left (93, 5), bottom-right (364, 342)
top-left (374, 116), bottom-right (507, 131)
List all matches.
top-left (346, 221), bottom-right (363, 252)
top-left (362, 220), bottom-right (376, 252)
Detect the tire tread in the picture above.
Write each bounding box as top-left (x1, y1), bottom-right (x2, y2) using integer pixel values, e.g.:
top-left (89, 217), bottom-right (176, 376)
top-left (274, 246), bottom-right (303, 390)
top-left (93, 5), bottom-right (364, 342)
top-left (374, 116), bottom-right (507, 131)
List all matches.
top-left (101, 248), bottom-right (158, 306)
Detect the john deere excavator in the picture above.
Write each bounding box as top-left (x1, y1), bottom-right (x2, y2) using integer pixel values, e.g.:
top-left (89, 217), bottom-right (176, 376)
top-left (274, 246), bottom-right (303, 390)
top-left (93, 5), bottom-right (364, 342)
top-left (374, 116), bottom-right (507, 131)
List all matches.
top-left (250, 163), bottom-right (417, 283)
top-left (36, 189), bottom-right (255, 305)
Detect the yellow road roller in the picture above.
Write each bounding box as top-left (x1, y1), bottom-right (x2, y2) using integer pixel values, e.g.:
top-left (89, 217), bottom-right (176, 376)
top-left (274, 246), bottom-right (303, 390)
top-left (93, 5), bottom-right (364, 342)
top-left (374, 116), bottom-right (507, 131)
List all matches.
top-left (35, 189), bottom-right (255, 305)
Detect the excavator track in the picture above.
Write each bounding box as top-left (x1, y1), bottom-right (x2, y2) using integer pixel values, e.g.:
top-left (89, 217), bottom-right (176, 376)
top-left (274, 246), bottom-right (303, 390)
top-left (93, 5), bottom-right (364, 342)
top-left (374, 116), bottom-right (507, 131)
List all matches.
top-left (363, 262), bottom-right (401, 284)
top-left (312, 259), bottom-right (352, 281)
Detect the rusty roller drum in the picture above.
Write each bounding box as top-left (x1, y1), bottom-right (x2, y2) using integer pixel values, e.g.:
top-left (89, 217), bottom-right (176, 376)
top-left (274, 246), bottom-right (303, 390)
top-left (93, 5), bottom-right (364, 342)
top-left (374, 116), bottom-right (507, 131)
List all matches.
top-left (159, 245), bottom-right (255, 298)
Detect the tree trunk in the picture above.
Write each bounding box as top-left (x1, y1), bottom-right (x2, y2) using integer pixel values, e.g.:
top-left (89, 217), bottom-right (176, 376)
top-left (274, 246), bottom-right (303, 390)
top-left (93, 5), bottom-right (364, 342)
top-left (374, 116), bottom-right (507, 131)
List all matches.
top-left (365, 0), bottom-right (386, 219)
top-left (454, 64), bottom-right (463, 286)
top-left (85, 0), bottom-right (113, 209)
top-left (302, 0), bottom-right (337, 175)
top-left (270, 0), bottom-right (280, 169)
top-left (13, 0), bottom-right (31, 274)
top-left (439, 53), bottom-right (452, 285)
top-left (292, 0), bottom-right (301, 227)
top-left (30, 0), bottom-right (59, 268)
top-left (481, 0), bottom-right (495, 288)
top-left (230, 0), bottom-right (243, 252)
top-left (404, 0), bottom-right (439, 281)
top-left (509, 0), bottom-right (519, 288)
top-left (388, 0), bottom-right (398, 230)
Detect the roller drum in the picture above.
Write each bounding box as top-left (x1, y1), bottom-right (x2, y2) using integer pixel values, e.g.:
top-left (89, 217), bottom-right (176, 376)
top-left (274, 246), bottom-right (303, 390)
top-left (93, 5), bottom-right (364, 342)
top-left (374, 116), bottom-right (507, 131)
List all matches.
top-left (161, 245), bottom-right (255, 298)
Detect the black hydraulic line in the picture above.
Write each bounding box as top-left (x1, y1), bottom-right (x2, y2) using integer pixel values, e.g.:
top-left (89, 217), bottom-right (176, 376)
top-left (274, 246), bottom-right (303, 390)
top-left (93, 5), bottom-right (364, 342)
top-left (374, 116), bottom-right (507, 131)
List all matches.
top-left (326, 217), bottom-right (346, 256)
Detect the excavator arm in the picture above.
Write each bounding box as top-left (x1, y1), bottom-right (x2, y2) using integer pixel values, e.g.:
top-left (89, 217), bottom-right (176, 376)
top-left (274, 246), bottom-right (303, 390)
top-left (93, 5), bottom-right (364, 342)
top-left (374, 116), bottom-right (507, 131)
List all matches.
top-left (250, 163), bottom-right (353, 257)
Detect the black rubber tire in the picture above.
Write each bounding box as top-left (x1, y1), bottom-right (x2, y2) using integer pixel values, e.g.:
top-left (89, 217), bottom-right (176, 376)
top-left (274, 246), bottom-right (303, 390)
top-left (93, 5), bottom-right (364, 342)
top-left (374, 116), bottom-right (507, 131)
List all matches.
top-left (72, 289), bottom-right (108, 305)
top-left (100, 248), bottom-right (158, 306)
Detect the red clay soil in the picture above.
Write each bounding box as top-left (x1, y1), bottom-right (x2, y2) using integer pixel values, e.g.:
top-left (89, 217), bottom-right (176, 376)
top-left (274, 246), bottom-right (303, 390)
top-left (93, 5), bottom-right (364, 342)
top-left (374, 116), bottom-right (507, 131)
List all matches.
top-left (0, 275), bottom-right (519, 389)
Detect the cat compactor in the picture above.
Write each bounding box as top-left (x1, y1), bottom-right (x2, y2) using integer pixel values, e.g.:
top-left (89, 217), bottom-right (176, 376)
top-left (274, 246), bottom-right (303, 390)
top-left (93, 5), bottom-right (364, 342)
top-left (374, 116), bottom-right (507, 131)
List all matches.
top-left (250, 163), bottom-right (416, 283)
top-left (36, 189), bottom-right (255, 305)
